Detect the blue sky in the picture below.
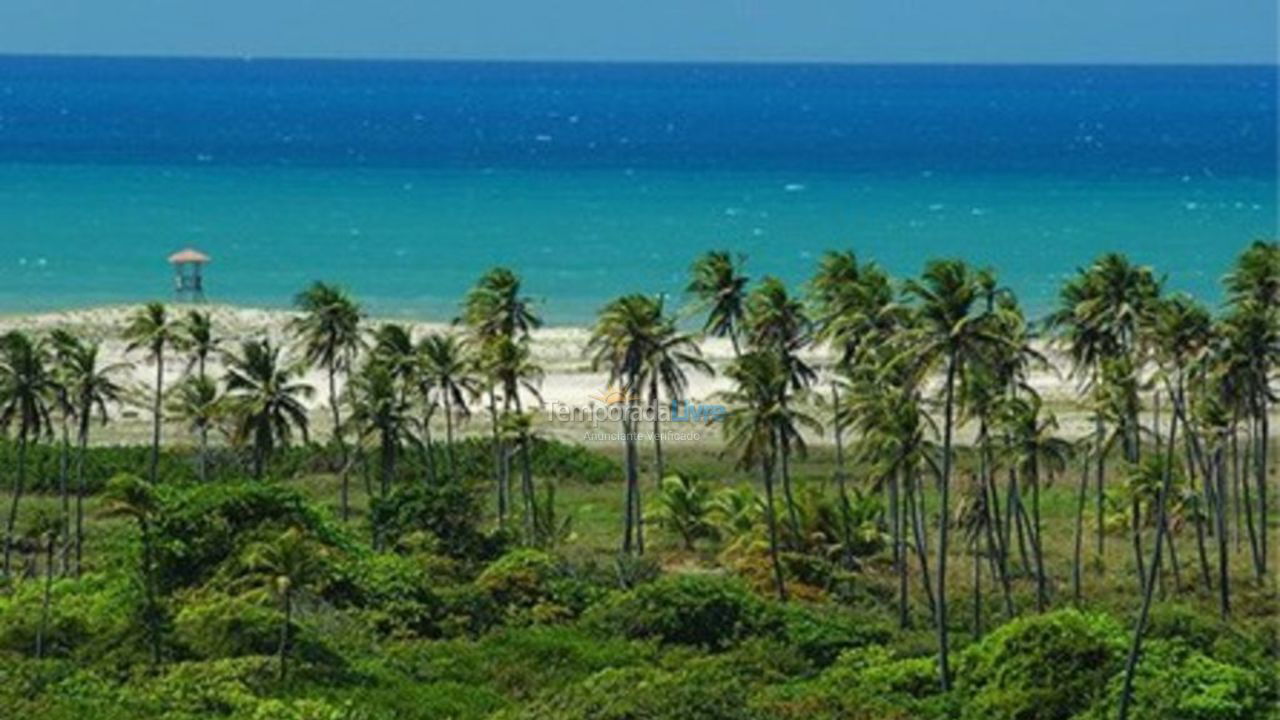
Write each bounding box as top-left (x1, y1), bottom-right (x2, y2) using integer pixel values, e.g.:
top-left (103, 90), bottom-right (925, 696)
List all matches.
top-left (0, 0), bottom-right (1275, 63)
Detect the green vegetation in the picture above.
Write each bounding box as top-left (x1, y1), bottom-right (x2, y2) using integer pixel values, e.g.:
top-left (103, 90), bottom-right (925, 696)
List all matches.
top-left (0, 243), bottom-right (1276, 718)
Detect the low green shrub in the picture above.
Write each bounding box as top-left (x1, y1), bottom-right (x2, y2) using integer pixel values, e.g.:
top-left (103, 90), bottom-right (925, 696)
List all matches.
top-left (583, 574), bottom-right (779, 650)
top-left (955, 609), bottom-right (1126, 720)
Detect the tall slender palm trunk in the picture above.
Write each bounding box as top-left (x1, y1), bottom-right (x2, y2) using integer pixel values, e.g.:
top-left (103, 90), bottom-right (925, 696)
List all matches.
top-left (3, 431), bottom-right (29, 577)
top-left (935, 352), bottom-right (957, 691)
top-left (489, 388), bottom-right (507, 526)
top-left (36, 534), bottom-right (54, 658)
top-left (1072, 450), bottom-right (1090, 604)
top-left (328, 363), bottom-right (350, 521)
top-left (149, 352), bottom-right (164, 484)
top-left (1117, 395), bottom-right (1180, 720)
top-left (762, 436), bottom-right (787, 601)
top-left (74, 413), bottom-right (90, 577)
top-left (650, 376), bottom-right (665, 485)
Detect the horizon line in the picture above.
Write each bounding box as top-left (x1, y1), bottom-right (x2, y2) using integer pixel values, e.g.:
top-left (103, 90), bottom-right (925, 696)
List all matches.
top-left (1, 51), bottom-right (1275, 69)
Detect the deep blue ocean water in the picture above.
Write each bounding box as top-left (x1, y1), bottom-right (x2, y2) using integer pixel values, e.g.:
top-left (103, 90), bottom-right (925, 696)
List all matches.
top-left (0, 56), bottom-right (1275, 323)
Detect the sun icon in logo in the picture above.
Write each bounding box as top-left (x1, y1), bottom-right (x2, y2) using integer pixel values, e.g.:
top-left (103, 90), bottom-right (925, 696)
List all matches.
top-left (589, 384), bottom-right (634, 405)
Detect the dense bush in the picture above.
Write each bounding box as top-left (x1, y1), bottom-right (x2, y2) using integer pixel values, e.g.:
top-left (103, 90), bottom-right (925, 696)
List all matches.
top-left (369, 478), bottom-right (502, 561)
top-left (954, 609), bottom-right (1126, 720)
top-left (152, 482), bottom-right (350, 592)
top-left (1080, 638), bottom-right (1275, 720)
top-left (498, 663), bottom-right (756, 720)
top-left (750, 644), bottom-right (950, 720)
top-left (584, 574), bottom-right (780, 650)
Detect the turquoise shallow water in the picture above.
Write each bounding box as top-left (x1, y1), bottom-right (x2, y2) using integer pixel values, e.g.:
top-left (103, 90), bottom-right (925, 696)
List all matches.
top-left (0, 58), bottom-right (1275, 324)
top-left (0, 164), bottom-right (1273, 324)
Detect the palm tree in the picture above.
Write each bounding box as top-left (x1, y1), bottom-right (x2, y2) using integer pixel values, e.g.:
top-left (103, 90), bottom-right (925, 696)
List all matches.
top-left (48, 330), bottom-right (80, 573)
top-left (1222, 241), bottom-right (1278, 575)
top-left (29, 507), bottom-right (61, 659)
top-left (841, 354), bottom-right (941, 628)
top-left (687, 250), bottom-right (749, 356)
top-left (587, 294), bottom-right (661, 554)
top-left (459, 267), bottom-right (542, 528)
top-left (238, 526), bottom-right (330, 681)
top-left (745, 276), bottom-right (817, 545)
top-left (344, 359), bottom-right (417, 505)
top-left (418, 333), bottom-right (481, 478)
top-left (167, 376), bottom-right (222, 483)
top-left (291, 282), bottom-right (363, 518)
top-left (718, 351), bottom-right (791, 600)
top-left (101, 473), bottom-right (162, 666)
top-left (640, 297), bottom-right (712, 484)
top-left (649, 474), bottom-right (714, 551)
top-left (223, 339), bottom-right (314, 479)
top-left (902, 259), bottom-right (1006, 691)
top-left (0, 331), bottom-right (55, 578)
top-left (59, 337), bottom-right (129, 575)
top-left (998, 394), bottom-right (1071, 611)
top-left (123, 302), bottom-right (179, 484)
top-left (177, 309), bottom-right (220, 380)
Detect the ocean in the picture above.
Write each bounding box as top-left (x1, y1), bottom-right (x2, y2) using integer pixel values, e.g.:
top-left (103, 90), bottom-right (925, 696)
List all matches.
top-left (0, 56), bottom-right (1275, 324)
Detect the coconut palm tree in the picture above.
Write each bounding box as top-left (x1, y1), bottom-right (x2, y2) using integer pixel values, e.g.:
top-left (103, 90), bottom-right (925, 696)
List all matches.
top-left (237, 526), bottom-right (330, 681)
top-left (745, 276), bottom-right (816, 546)
top-left (640, 297), bottom-right (712, 484)
top-left (101, 473), bottom-right (162, 666)
top-left (901, 259), bottom-right (1008, 691)
top-left (0, 331), bottom-right (55, 578)
top-left (1222, 240), bottom-right (1278, 575)
top-left (291, 282), bottom-right (363, 519)
top-left (167, 375), bottom-right (222, 483)
top-left (25, 507), bottom-right (60, 658)
top-left (718, 351), bottom-right (791, 600)
top-left (459, 268), bottom-right (542, 527)
top-left (59, 337), bottom-right (129, 575)
top-left (687, 250), bottom-right (749, 356)
top-left (418, 333), bottom-right (481, 479)
top-left (587, 294), bottom-right (661, 554)
top-left (841, 354), bottom-right (941, 627)
top-left (344, 359), bottom-right (417, 504)
top-left (998, 394), bottom-right (1072, 611)
top-left (47, 330), bottom-right (80, 573)
top-left (177, 309), bottom-right (220, 381)
top-left (123, 302), bottom-right (179, 484)
top-left (223, 339), bottom-right (314, 479)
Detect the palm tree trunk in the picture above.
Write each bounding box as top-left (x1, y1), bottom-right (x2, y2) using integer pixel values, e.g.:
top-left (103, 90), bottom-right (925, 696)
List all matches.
top-left (762, 435), bottom-right (787, 602)
top-left (37, 535), bottom-right (54, 658)
top-left (1117, 398), bottom-right (1180, 720)
top-left (1073, 449), bottom-right (1090, 605)
top-left (779, 436), bottom-right (802, 550)
top-left (443, 387), bottom-right (457, 479)
top-left (1213, 446), bottom-right (1231, 618)
top-left (58, 412), bottom-right (70, 574)
top-left (140, 516), bottom-right (160, 668)
top-left (650, 376), bottom-right (664, 486)
top-left (908, 467), bottom-right (938, 621)
top-left (149, 351), bottom-right (164, 484)
top-left (891, 467), bottom-right (908, 628)
top-left (832, 383), bottom-right (855, 570)
top-left (620, 411), bottom-right (637, 554)
top-left (198, 425), bottom-right (208, 484)
top-left (328, 362), bottom-right (350, 522)
top-left (1256, 397), bottom-right (1268, 575)
top-left (75, 415), bottom-right (89, 577)
top-left (936, 351), bottom-right (957, 691)
top-left (1029, 458), bottom-right (1047, 612)
top-left (489, 388), bottom-right (506, 527)
top-left (982, 456), bottom-right (1015, 619)
top-left (1241, 415), bottom-right (1263, 577)
top-left (513, 393), bottom-right (538, 545)
top-left (1095, 416), bottom-right (1107, 574)
top-left (972, 533), bottom-right (982, 637)
top-left (3, 431), bottom-right (29, 577)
